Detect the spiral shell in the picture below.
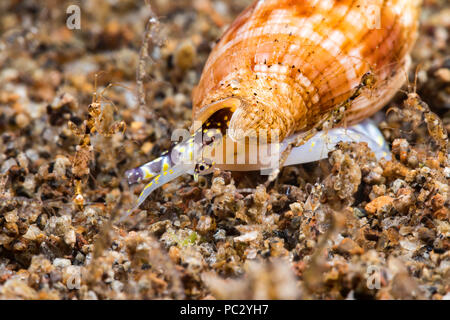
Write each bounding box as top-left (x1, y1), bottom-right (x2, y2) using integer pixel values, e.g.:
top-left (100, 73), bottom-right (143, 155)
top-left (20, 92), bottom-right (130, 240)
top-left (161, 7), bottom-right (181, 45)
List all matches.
top-left (124, 0), bottom-right (422, 215)
top-left (192, 0), bottom-right (421, 141)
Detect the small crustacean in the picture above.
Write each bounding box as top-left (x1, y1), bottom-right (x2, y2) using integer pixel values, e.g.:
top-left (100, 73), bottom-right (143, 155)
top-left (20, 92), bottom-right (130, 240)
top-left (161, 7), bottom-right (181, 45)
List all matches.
top-left (125, 0), bottom-right (421, 215)
top-left (69, 74), bottom-right (126, 207)
top-left (388, 70), bottom-right (449, 163)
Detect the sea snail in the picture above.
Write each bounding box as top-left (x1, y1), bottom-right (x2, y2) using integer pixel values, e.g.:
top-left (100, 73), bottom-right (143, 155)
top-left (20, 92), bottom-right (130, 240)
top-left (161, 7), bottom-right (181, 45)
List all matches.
top-left (125, 0), bottom-right (421, 213)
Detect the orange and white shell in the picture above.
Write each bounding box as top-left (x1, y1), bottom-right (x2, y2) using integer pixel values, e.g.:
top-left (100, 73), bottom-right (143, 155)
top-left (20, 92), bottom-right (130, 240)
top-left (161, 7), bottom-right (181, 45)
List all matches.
top-left (192, 0), bottom-right (421, 141)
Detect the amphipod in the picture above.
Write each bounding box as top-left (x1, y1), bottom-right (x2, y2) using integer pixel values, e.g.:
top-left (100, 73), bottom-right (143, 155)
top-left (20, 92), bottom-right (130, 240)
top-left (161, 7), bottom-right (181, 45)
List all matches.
top-left (125, 0), bottom-right (421, 213)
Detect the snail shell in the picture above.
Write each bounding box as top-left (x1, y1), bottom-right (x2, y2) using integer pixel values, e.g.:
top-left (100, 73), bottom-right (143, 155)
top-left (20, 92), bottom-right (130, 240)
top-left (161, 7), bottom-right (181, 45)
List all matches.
top-left (192, 0), bottom-right (421, 142)
top-left (124, 0), bottom-right (421, 216)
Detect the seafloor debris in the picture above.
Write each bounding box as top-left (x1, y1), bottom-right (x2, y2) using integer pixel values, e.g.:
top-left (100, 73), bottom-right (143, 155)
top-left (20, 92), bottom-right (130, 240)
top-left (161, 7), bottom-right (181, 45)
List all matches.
top-left (0, 0), bottom-right (448, 300)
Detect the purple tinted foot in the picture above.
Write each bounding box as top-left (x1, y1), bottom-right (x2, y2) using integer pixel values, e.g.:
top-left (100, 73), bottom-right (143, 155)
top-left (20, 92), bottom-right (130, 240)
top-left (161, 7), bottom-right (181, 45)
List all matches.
top-left (125, 168), bottom-right (143, 184)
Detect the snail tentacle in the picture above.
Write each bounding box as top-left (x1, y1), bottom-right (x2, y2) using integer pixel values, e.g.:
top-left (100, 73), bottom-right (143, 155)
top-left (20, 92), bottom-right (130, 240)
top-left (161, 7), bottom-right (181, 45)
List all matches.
top-left (134, 163), bottom-right (193, 208)
top-left (121, 163), bottom-right (194, 221)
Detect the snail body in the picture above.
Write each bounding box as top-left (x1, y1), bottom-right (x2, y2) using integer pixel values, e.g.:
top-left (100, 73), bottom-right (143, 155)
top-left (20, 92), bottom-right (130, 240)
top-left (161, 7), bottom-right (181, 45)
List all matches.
top-left (125, 0), bottom-right (421, 213)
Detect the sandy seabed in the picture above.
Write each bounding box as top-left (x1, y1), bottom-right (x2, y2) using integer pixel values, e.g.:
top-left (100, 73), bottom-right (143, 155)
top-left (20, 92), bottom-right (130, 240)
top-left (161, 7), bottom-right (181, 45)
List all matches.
top-left (0, 0), bottom-right (448, 300)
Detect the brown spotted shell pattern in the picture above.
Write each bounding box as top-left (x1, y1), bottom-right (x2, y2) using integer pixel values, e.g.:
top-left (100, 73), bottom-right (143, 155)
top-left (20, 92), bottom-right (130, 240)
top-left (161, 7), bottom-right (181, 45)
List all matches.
top-left (192, 0), bottom-right (422, 142)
